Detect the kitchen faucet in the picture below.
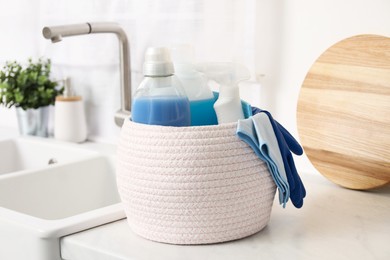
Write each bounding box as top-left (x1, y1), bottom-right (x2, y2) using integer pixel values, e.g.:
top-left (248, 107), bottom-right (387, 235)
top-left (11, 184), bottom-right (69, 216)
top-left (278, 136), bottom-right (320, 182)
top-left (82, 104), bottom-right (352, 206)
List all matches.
top-left (42, 22), bottom-right (131, 127)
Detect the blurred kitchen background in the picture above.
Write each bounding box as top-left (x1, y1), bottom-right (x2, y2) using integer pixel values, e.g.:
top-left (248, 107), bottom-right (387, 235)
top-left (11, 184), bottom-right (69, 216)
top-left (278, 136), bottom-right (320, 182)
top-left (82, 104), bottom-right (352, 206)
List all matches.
top-left (0, 0), bottom-right (389, 172)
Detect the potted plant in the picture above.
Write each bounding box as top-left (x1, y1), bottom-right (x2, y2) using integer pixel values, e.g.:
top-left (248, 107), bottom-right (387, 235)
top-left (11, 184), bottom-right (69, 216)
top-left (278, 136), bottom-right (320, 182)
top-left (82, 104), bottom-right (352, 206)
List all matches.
top-left (0, 58), bottom-right (63, 137)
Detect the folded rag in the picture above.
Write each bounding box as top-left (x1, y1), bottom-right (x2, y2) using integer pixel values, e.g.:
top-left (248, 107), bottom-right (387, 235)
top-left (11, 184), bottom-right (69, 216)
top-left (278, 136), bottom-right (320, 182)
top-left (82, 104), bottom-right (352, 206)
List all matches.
top-left (237, 114), bottom-right (290, 207)
top-left (252, 108), bottom-right (305, 208)
top-left (237, 109), bottom-right (306, 208)
top-left (252, 107), bottom-right (303, 156)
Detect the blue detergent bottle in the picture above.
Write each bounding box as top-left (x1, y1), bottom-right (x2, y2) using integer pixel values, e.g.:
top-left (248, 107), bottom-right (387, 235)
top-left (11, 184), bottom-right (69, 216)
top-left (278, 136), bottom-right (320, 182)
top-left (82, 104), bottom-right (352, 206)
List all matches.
top-left (171, 45), bottom-right (217, 126)
top-left (131, 47), bottom-right (191, 127)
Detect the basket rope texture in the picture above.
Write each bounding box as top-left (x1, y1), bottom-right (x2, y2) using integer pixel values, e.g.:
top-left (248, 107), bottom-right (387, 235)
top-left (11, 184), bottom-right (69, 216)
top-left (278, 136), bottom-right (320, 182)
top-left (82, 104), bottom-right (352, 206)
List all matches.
top-left (117, 119), bottom-right (276, 244)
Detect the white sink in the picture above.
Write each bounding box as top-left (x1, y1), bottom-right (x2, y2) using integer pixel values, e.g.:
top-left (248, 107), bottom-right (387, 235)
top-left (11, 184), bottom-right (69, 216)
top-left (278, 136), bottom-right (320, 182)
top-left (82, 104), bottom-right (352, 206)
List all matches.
top-left (0, 138), bottom-right (125, 260)
top-left (0, 137), bottom-right (97, 175)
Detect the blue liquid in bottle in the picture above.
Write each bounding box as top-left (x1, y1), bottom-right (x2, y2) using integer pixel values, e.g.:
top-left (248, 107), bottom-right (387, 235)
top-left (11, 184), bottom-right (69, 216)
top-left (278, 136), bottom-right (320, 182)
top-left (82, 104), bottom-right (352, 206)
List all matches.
top-left (132, 96), bottom-right (191, 127)
top-left (189, 98), bottom-right (218, 126)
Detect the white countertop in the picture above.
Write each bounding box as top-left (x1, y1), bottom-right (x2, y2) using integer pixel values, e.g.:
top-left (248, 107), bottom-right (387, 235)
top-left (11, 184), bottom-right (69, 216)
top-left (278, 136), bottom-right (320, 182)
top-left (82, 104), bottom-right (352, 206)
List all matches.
top-left (60, 171), bottom-right (390, 260)
top-left (1, 128), bottom-right (388, 259)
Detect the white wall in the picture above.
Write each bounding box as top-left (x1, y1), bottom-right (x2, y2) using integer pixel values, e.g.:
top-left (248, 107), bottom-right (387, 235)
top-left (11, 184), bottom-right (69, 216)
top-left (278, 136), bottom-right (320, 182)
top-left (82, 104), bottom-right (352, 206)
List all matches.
top-left (0, 0), bottom-right (389, 171)
top-left (0, 0), bottom-right (41, 129)
top-left (274, 0), bottom-right (390, 171)
top-left (0, 0), bottom-right (267, 143)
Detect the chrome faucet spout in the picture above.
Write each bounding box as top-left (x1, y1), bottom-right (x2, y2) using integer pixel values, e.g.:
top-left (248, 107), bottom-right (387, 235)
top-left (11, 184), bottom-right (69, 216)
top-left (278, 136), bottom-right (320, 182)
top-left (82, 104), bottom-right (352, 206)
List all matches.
top-left (42, 22), bottom-right (131, 127)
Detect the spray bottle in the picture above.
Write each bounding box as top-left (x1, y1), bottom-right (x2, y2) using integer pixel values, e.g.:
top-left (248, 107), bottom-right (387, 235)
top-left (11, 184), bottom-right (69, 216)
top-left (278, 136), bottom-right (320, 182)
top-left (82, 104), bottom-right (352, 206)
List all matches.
top-left (196, 63), bottom-right (250, 124)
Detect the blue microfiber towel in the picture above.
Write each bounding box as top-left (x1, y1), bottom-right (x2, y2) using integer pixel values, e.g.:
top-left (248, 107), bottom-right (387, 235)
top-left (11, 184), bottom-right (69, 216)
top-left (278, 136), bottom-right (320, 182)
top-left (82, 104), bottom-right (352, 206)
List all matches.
top-left (252, 108), bottom-right (306, 208)
top-left (237, 115), bottom-right (290, 207)
top-left (237, 108), bottom-right (306, 208)
top-left (252, 107), bottom-right (303, 156)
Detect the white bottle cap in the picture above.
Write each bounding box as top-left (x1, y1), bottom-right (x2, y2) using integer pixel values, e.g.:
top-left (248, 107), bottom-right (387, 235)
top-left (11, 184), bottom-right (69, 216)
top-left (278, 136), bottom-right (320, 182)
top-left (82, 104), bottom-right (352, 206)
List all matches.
top-left (143, 47), bottom-right (174, 77)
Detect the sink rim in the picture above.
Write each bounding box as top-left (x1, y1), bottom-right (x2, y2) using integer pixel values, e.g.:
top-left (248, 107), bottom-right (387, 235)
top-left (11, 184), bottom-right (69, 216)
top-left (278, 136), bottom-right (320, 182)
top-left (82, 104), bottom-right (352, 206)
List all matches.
top-left (0, 201), bottom-right (124, 238)
top-left (0, 136), bottom-right (100, 176)
top-left (0, 136), bottom-right (126, 238)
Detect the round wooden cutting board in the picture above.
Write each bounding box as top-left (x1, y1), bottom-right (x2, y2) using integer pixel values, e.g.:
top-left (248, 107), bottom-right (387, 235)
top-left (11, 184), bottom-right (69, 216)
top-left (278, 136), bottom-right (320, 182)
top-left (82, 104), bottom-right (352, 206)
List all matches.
top-left (297, 34), bottom-right (390, 190)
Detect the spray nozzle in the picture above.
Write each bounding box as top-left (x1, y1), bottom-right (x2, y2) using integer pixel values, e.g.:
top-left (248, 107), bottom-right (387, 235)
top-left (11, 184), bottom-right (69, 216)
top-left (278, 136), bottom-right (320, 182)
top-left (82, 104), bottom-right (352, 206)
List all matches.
top-left (194, 62), bottom-right (251, 123)
top-left (196, 62), bottom-right (250, 97)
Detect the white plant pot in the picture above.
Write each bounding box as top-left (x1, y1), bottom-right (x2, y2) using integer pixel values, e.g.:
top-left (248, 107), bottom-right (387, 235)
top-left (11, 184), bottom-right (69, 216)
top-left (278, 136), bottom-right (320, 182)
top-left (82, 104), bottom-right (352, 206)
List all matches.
top-left (16, 106), bottom-right (49, 137)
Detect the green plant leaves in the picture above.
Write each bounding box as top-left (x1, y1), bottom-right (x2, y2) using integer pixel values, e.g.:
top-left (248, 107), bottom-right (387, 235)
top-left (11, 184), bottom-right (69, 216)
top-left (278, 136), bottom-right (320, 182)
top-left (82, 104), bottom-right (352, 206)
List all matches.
top-left (0, 58), bottom-right (64, 110)
top-left (14, 89), bottom-right (24, 104)
top-left (38, 75), bottom-right (47, 85)
top-left (17, 71), bottom-right (28, 86)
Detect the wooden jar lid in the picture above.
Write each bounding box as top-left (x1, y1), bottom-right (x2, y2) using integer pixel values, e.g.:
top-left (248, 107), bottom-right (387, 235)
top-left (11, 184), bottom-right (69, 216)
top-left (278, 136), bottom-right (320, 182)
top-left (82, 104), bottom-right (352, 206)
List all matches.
top-left (56, 96), bottom-right (82, 102)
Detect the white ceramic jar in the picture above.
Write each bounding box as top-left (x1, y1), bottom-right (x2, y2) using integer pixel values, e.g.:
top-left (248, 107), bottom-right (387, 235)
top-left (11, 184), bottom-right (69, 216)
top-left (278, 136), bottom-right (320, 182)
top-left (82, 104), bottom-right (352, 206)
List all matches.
top-left (54, 96), bottom-right (87, 143)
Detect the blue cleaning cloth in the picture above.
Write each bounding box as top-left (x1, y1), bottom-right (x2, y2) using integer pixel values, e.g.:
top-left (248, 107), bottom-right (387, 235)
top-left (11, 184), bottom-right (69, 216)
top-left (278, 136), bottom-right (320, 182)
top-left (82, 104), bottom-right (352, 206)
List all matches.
top-left (237, 114), bottom-right (290, 207)
top-left (237, 108), bottom-right (306, 208)
top-left (252, 108), bottom-right (306, 208)
top-left (212, 93), bottom-right (305, 207)
top-left (252, 107), bottom-right (303, 156)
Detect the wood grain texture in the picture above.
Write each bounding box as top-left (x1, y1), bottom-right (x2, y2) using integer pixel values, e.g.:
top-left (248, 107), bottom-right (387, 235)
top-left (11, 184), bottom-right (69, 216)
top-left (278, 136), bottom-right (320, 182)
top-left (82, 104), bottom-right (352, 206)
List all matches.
top-left (297, 34), bottom-right (390, 190)
top-left (56, 96), bottom-right (82, 102)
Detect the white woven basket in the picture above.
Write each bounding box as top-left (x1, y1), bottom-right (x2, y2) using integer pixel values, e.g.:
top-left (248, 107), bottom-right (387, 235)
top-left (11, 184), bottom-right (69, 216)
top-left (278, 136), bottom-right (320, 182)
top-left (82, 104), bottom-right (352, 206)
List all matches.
top-left (116, 119), bottom-right (276, 244)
